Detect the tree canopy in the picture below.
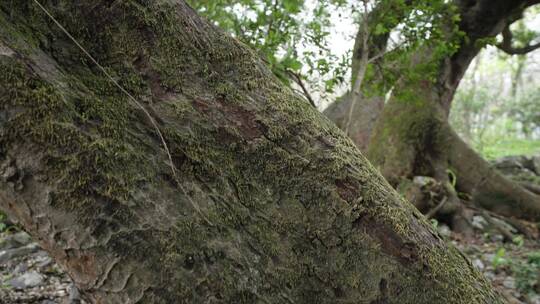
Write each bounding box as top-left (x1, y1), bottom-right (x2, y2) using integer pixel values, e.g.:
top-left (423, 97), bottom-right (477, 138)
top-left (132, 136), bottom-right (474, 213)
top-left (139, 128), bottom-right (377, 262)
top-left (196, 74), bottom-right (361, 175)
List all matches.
top-left (189, 0), bottom-right (540, 109)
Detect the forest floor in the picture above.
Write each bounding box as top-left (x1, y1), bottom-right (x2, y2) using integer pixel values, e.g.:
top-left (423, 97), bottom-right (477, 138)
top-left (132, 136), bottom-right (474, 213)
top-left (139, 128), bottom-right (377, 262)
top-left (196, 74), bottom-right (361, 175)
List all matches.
top-left (0, 155), bottom-right (539, 303)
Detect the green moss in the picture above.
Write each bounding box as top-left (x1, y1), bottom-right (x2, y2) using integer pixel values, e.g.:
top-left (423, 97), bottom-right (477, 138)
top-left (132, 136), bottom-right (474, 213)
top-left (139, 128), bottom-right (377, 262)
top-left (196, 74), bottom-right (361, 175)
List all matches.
top-left (0, 57), bottom-right (150, 211)
top-left (366, 84), bottom-right (449, 184)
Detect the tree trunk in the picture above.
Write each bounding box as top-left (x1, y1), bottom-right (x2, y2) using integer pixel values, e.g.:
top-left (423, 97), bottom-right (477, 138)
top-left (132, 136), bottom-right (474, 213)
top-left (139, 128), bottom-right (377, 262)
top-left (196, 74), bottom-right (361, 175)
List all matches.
top-left (0, 1), bottom-right (502, 303)
top-left (324, 0), bottom-right (409, 152)
top-left (324, 93), bottom-right (384, 152)
top-left (331, 0), bottom-right (540, 222)
top-left (510, 55), bottom-right (526, 98)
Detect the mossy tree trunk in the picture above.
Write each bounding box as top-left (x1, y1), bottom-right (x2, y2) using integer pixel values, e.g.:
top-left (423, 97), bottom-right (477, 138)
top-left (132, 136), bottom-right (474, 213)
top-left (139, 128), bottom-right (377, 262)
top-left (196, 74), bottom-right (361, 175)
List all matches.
top-left (0, 1), bottom-right (504, 303)
top-left (329, 0), bottom-right (540, 223)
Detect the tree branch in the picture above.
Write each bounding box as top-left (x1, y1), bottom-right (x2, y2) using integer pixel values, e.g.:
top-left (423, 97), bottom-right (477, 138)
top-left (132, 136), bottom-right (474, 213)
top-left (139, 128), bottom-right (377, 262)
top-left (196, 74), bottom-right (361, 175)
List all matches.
top-left (345, 0), bottom-right (371, 135)
top-left (288, 70), bottom-right (317, 108)
top-left (426, 197), bottom-right (448, 219)
top-left (497, 25), bottom-right (540, 55)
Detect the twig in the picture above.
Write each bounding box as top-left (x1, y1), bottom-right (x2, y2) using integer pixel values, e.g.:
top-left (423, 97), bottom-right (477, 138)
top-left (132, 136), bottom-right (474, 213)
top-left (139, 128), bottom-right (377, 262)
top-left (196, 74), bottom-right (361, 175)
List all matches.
top-left (288, 70), bottom-right (317, 108)
top-left (497, 24), bottom-right (540, 55)
top-left (426, 196), bottom-right (448, 219)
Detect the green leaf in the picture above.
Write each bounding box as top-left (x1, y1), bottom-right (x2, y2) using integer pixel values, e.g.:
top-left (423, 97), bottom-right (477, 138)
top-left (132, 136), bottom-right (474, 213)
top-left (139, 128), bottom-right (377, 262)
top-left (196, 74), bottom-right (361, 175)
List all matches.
top-left (288, 58), bottom-right (303, 71)
top-left (283, 0), bottom-right (302, 13)
top-left (374, 23), bottom-right (387, 35)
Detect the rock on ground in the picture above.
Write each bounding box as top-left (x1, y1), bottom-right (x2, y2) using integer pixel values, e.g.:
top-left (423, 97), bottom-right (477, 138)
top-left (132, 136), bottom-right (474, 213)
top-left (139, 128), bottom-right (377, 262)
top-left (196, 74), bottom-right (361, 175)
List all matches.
top-left (0, 231), bottom-right (84, 304)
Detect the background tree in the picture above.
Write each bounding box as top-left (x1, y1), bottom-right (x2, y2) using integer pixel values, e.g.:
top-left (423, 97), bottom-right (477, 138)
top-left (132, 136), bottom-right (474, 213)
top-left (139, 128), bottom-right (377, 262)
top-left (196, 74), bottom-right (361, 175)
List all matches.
top-left (323, 0), bottom-right (540, 228)
top-left (362, 0), bottom-right (540, 228)
top-left (450, 47), bottom-right (540, 158)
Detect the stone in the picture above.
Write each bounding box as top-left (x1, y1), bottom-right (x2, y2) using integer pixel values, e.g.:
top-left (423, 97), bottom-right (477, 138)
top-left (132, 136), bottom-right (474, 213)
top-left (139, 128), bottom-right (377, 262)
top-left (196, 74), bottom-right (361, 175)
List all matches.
top-left (8, 271), bottom-right (44, 289)
top-left (0, 243), bottom-right (40, 264)
top-left (502, 276), bottom-right (516, 289)
top-left (36, 256), bottom-right (54, 269)
top-left (13, 262), bottom-right (28, 274)
top-left (483, 253), bottom-right (495, 263)
top-left (492, 155), bottom-right (540, 182)
top-left (489, 233), bottom-right (504, 242)
top-left (472, 258), bottom-right (485, 270)
top-left (12, 232), bottom-right (32, 245)
top-left (413, 176), bottom-right (437, 187)
top-left (493, 156), bottom-right (526, 171)
top-left (68, 283), bottom-right (81, 303)
top-left (483, 271), bottom-right (495, 281)
top-left (0, 231), bottom-right (32, 251)
top-left (34, 250), bottom-right (50, 258)
top-left (437, 224), bottom-right (452, 238)
top-left (472, 215), bottom-right (488, 230)
top-left (528, 294), bottom-right (540, 304)
top-left (467, 244), bottom-right (482, 254)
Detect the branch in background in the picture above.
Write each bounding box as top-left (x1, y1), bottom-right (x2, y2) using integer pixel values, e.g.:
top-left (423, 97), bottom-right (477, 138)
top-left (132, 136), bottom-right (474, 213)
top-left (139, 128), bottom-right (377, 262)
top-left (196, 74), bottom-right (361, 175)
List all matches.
top-left (367, 48), bottom-right (387, 64)
top-left (266, 0), bottom-right (279, 39)
top-left (345, 0), bottom-right (371, 135)
top-left (288, 70), bottom-right (317, 108)
top-left (497, 25), bottom-right (540, 55)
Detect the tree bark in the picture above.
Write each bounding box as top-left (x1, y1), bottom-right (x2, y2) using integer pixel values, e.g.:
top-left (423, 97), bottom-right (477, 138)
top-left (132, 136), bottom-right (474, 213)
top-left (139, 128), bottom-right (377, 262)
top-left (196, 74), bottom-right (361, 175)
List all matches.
top-left (324, 93), bottom-right (384, 152)
top-left (0, 1), bottom-right (502, 303)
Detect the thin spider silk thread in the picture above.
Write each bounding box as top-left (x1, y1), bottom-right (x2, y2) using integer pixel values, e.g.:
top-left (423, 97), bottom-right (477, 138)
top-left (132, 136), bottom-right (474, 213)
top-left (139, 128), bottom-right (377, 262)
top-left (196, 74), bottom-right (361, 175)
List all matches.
top-left (32, 0), bottom-right (213, 225)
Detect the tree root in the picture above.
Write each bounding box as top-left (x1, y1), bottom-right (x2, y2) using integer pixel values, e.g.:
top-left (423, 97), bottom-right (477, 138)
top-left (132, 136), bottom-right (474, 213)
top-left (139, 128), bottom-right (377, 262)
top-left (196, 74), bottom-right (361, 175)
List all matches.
top-left (426, 197), bottom-right (448, 219)
top-left (447, 128), bottom-right (540, 222)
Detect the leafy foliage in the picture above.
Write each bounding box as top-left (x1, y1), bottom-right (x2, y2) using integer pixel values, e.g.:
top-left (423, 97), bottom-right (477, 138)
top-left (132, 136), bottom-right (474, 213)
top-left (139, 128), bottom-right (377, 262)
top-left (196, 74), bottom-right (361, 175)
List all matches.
top-left (451, 44), bottom-right (540, 159)
top-left (513, 251), bottom-right (540, 295)
top-left (187, 0), bottom-right (351, 102)
top-left (492, 247), bottom-right (509, 269)
top-left (187, 0), bottom-right (464, 105)
top-left (490, 246), bottom-right (540, 296)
